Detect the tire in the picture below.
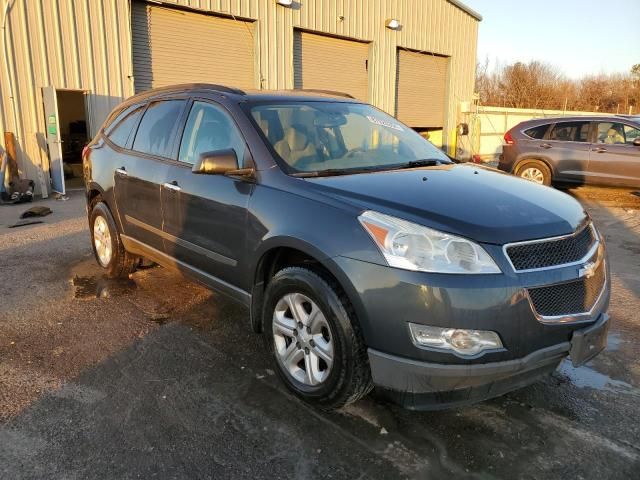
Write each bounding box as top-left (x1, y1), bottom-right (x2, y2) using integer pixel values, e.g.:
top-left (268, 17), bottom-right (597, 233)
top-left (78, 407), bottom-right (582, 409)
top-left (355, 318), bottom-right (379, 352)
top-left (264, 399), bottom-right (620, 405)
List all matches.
top-left (89, 199), bottom-right (138, 279)
top-left (516, 160), bottom-right (552, 186)
top-left (263, 267), bottom-right (372, 409)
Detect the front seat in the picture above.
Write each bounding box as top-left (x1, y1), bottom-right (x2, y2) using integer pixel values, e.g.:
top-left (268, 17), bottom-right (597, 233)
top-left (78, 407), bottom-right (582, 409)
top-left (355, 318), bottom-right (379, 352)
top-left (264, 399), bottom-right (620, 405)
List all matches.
top-left (274, 124), bottom-right (318, 168)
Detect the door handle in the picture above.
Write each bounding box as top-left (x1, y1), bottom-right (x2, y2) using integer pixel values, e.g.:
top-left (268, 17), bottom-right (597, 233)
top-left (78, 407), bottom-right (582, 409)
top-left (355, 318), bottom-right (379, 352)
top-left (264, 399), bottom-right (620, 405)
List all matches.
top-left (540, 143), bottom-right (552, 149)
top-left (593, 147), bottom-right (607, 153)
top-left (115, 167), bottom-right (128, 176)
top-left (163, 181), bottom-right (181, 192)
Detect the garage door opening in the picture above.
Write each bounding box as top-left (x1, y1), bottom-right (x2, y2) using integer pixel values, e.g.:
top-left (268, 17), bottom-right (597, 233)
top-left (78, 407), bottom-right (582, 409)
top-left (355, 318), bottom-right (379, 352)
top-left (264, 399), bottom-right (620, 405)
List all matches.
top-left (42, 88), bottom-right (89, 194)
top-left (293, 30), bottom-right (369, 101)
top-left (395, 49), bottom-right (449, 147)
top-left (132, 2), bottom-right (256, 93)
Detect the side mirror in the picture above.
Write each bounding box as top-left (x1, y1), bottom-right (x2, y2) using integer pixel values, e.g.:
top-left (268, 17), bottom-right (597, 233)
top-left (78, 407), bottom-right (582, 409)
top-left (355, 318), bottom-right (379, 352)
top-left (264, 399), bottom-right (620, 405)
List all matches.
top-left (192, 149), bottom-right (239, 175)
top-left (634, 137), bottom-right (640, 147)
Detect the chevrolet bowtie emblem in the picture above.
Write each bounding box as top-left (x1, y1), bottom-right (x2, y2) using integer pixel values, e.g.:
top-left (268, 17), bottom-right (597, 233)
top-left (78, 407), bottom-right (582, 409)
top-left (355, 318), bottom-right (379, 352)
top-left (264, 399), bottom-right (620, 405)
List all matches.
top-left (579, 261), bottom-right (597, 279)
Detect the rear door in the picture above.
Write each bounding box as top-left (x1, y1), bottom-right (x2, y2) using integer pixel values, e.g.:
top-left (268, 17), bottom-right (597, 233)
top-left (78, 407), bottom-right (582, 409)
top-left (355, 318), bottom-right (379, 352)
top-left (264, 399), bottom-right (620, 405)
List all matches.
top-left (544, 120), bottom-right (592, 183)
top-left (588, 121), bottom-right (640, 187)
top-left (160, 99), bottom-right (253, 289)
top-left (114, 99), bottom-right (187, 252)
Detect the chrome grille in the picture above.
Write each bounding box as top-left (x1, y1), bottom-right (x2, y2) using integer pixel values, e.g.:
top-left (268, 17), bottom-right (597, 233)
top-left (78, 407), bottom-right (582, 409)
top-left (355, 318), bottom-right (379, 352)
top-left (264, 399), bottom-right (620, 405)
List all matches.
top-left (527, 261), bottom-right (605, 318)
top-left (506, 223), bottom-right (596, 271)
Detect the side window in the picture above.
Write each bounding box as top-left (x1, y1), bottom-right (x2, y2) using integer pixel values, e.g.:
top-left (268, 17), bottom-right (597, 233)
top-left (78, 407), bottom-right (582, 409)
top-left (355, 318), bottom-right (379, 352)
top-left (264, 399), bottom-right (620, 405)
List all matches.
top-left (548, 122), bottom-right (590, 142)
top-left (133, 100), bottom-right (186, 158)
top-left (107, 107), bottom-right (144, 148)
top-left (178, 101), bottom-right (246, 166)
top-left (523, 124), bottom-right (550, 139)
top-left (597, 122), bottom-right (629, 144)
top-left (104, 109), bottom-right (128, 135)
top-left (624, 124), bottom-right (640, 145)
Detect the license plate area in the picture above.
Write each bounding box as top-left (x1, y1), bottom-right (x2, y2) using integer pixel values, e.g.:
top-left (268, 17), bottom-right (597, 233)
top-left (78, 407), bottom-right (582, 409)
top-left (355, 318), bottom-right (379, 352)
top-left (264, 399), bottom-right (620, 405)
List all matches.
top-left (570, 314), bottom-right (609, 367)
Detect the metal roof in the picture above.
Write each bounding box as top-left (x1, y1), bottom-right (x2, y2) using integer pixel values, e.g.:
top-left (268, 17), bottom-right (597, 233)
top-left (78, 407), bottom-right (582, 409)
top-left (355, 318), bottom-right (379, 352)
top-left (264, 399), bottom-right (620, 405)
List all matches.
top-left (448, 0), bottom-right (483, 21)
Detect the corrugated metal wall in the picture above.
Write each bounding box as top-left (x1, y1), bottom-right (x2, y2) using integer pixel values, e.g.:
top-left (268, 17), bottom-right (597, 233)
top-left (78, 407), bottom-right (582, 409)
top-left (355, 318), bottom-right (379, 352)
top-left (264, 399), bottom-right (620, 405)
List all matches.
top-left (0, 0), bottom-right (479, 196)
top-left (0, 0), bottom-right (134, 195)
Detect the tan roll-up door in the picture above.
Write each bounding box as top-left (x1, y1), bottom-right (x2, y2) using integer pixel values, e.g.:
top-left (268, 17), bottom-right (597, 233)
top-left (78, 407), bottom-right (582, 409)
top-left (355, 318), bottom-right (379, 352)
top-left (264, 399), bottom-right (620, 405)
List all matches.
top-left (293, 30), bottom-right (369, 101)
top-left (132, 2), bottom-right (255, 93)
top-left (395, 49), bottom-right (449, 128)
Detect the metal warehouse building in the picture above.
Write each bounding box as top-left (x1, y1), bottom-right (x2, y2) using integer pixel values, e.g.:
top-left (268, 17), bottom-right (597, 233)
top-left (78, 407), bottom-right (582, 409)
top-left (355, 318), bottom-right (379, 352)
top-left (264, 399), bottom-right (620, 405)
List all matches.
top-left (0, 0), bottom-right (480, 196)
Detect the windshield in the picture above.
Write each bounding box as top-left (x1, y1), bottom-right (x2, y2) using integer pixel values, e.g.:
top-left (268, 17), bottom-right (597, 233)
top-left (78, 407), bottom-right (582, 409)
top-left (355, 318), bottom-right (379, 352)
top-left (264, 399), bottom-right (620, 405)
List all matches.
top-left (249, 101), bottom-right (451, 174)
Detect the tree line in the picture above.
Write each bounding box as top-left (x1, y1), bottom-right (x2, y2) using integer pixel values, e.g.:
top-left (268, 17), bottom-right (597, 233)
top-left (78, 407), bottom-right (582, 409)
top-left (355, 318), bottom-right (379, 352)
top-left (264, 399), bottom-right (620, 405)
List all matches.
top-left (475, 60), bottom-right (640, 114)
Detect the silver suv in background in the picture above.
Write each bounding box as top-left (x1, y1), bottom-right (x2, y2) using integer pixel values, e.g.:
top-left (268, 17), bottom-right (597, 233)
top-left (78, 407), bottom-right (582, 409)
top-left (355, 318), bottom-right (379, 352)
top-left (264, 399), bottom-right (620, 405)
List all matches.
top-left (498, 116), bottom-right (640, 187)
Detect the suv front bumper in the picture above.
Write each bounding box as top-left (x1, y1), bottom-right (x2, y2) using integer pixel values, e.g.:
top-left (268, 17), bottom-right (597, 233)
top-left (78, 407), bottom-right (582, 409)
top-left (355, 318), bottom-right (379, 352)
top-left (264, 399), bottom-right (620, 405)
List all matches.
top-left (368, 313), bottom-right (609, 410)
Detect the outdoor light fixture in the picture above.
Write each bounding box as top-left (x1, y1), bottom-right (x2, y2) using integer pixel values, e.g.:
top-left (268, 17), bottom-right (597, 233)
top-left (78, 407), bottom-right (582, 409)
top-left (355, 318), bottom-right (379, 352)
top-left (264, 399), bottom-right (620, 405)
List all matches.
top-left (276, 0), bottom-right (293, 6)
top-left (385, 19), bottom-right (401, 30)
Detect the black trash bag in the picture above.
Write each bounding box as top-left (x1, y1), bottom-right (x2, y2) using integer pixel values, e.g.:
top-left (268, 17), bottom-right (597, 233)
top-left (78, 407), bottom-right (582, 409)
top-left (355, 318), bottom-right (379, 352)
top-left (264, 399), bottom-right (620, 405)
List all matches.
top-left (20, 206), bottom-right (52, 218)
top-left (9, 179), bottom-right (35, 204)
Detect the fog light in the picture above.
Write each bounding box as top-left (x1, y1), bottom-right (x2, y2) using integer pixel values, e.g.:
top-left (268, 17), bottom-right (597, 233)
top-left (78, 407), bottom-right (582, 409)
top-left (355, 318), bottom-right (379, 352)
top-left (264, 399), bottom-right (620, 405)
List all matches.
top-left (409, 324), bottom-right (503, 357)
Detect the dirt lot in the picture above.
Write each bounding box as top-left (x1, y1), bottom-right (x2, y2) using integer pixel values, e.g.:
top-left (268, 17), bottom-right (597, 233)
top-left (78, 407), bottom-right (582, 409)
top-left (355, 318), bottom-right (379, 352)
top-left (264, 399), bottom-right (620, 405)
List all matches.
top-left (1, 186), bottom-right (639, 479)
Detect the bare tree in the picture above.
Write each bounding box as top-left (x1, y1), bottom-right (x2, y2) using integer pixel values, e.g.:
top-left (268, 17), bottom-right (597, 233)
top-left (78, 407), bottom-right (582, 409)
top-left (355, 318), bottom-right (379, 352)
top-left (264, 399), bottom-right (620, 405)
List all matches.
top-left (476, 61), bottom-right (640, 114)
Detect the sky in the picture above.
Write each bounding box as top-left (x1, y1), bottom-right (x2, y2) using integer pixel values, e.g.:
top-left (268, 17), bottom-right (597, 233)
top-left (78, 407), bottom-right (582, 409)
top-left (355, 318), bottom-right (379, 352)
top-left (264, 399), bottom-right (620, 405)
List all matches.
top-left (462, 0), bottom-right (640, 79)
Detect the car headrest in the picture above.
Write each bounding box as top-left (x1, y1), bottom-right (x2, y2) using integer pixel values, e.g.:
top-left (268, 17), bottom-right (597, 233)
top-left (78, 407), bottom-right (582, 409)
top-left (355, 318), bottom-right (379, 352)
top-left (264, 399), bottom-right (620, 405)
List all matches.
top-left (285, 126), bottom-right (309, 151)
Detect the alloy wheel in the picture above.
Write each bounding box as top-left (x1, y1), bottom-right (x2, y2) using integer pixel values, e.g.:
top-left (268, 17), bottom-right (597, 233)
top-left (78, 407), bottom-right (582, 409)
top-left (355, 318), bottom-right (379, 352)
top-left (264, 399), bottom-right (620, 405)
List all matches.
top-left (93, 215), bottom-right (113, 267)
top-left (520, 167), bottom-right (545, 184)
top-left (272, 293), bottom-right (334, 386)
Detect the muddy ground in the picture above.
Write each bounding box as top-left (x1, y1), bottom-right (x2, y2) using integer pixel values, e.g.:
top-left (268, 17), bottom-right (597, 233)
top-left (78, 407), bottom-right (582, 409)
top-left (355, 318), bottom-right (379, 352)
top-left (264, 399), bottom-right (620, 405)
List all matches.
top-left (0, 185), bottom-right (639, 479)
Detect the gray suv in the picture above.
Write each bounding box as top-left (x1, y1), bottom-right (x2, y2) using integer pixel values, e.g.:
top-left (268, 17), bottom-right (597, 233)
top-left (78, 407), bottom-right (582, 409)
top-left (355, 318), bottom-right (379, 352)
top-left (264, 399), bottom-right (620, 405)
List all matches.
top-left (498, 116), bottom-right (640, 187)
top-left (84, 85), bottom-right (610, 410)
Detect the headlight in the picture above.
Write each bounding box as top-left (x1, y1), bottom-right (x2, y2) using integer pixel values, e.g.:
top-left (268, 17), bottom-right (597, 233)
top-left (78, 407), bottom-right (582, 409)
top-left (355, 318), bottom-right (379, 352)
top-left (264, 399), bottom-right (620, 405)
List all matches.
top-left (409, 323), bottom-right (503, 357)
top-left (358, 211), bottom-right (501, 274)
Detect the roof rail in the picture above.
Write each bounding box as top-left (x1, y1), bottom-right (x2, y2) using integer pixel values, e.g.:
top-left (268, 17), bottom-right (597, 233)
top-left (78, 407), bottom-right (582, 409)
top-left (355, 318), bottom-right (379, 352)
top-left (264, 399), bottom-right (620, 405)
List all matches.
top-left (202, 84), bottom-right (246, 95)
top-left (293, 89), bottom-right (355, 99)
top-left (129, 83), bottom-right (246, 100)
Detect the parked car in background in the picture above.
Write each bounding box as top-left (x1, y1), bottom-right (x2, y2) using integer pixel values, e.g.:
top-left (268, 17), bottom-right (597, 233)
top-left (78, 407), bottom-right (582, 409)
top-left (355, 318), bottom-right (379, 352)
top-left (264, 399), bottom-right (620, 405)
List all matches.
top-left (84, 84), bottom-right (610, 410)
top-left (498, 116), bottom-right (640, 187)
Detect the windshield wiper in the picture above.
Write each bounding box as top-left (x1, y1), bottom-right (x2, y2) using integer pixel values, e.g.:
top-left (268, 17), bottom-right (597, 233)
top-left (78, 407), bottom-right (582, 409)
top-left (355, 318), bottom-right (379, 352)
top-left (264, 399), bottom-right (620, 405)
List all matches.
top-left (291, 166), bottom-right (386, 178)
top-left (394, 159), bottom-right (448, 169)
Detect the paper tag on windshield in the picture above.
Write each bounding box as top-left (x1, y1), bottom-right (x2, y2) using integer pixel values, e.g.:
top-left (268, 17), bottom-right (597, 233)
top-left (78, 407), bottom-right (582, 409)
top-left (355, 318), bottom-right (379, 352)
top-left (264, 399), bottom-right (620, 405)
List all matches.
top-left (366, 115), bottom-right (404, 132)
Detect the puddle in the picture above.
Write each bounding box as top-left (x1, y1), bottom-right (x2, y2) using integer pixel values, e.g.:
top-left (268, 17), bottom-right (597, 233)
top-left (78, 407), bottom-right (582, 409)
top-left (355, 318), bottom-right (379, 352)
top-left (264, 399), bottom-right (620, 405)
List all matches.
top-left (72, 275), bottom-right (136, 299)
top-left (557, 360), bottom-right (637, 396)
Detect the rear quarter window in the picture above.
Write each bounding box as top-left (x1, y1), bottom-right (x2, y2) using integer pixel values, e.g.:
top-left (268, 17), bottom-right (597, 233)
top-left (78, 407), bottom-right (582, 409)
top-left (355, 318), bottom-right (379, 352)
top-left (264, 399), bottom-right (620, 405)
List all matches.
top-left (106, 106), bottom-right (144, 148)
top-left (523, 124), bottom-right (550, 139)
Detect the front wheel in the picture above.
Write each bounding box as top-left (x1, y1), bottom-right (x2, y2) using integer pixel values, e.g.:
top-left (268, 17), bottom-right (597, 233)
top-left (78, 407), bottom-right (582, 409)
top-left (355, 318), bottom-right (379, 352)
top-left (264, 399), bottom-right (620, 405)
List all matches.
top-left (263, 267), bottom-right (372, 409)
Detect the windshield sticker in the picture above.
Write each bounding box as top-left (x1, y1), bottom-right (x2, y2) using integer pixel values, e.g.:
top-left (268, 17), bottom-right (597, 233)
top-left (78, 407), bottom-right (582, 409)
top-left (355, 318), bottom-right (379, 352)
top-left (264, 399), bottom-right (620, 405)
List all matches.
top-left (366, 115), bottom-right (404, 132)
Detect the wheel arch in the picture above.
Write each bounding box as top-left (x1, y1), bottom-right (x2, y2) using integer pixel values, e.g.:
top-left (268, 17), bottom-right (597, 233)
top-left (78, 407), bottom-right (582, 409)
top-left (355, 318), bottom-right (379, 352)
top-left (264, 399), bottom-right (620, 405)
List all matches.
top-left (250, 238), bottom-right (359, 335)
top-left (514, 156), bottom-right (555, 178)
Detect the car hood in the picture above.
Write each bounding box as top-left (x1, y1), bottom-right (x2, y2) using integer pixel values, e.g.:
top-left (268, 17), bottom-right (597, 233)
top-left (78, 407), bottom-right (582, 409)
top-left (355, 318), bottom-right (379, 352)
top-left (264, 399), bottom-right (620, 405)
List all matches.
top-left (304, 163), bottom-right (587, 245)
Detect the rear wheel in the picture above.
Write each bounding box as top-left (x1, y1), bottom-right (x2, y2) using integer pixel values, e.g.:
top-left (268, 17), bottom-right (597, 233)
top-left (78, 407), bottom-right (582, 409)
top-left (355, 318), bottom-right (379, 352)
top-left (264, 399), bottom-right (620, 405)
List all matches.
top-left (263, 267), bottom-right (372, 409)
top-left (89, 200), bottom-right (138, 279)
top-left (516, 160), bottom-right (552, 186)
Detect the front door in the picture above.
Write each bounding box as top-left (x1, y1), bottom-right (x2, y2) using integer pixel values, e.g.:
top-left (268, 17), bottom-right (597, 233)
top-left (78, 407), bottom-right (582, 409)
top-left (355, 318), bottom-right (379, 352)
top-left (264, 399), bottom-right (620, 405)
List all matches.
top-left (589, 121), bottom-right (640, 187)
top-left (42, 86), bottom-right (65, 194)
top-left (161, 100), bottom-right (253, 289)
top-left (114, 99), bottom-right (187, 252)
